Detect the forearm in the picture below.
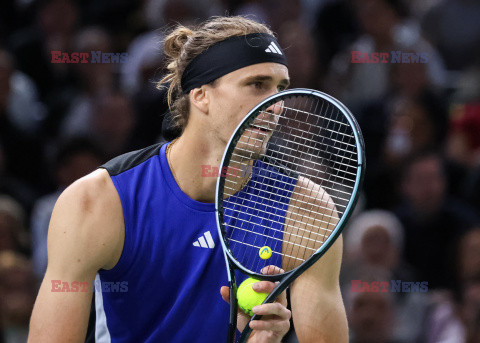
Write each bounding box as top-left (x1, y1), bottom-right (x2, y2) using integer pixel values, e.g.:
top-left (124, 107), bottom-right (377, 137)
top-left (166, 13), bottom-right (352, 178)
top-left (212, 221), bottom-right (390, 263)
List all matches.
top-left (28, 275), bottom-right (93, 342)
top-left (289, 237), bottom-right (348, 343)
top-left (292, 287), bottom-right (348, 343)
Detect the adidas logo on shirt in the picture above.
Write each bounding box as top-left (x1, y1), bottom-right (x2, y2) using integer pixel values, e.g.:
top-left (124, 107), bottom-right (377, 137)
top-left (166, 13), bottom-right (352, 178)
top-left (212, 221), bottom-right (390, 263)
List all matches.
top-left (193, 231), bottom-right (215, 249)
top-left (265, 42), bottom-right (283, 55)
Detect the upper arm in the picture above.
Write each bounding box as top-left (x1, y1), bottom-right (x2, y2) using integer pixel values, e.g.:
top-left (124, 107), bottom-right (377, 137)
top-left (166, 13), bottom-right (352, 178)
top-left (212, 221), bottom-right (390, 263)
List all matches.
top-left (284, 176), bottom-right (348, 342)
top-left (28, 169), bottom-right (124, 343)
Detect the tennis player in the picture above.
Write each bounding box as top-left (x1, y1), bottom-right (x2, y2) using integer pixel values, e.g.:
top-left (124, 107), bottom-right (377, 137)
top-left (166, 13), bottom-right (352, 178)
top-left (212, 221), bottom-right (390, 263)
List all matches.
top-left (28, 16), bottom-right (348, 342)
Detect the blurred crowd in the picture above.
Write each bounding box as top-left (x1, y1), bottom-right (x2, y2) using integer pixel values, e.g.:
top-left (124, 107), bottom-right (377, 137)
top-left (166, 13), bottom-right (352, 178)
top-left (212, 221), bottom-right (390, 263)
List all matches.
top-left (0, 0), bottom-right (479, 342)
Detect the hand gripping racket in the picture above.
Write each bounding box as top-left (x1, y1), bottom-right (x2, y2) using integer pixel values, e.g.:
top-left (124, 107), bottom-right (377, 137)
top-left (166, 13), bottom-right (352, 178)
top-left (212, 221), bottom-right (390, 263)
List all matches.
top-left (215, 88), bottom-right (365, 342)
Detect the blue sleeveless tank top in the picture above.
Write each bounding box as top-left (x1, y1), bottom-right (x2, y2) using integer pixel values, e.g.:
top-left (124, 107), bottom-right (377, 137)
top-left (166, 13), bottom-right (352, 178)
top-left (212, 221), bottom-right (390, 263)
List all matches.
top-left (95, 142), bottom-right (296, 342)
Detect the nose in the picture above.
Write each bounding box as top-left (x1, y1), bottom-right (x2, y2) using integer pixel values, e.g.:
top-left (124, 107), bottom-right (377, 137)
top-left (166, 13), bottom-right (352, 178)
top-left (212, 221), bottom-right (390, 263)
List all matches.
top-left (266, 99), bottom-right (283, 114)
top-left (263, 100), bottom-right (283, 124)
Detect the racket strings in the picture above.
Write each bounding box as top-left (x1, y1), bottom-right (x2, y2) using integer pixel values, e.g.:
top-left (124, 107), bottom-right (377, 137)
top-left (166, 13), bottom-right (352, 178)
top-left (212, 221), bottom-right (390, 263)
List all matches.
top-left (281, 96), bottom-right (337, 269)
top-left (232, 117), bottom-right (358, 159)
top-left (223, 179), bottom-right (346, 218)
top-left (225, 154), bottom-right (356, 197)
top-left (222, 95), bottom-right (359, 273)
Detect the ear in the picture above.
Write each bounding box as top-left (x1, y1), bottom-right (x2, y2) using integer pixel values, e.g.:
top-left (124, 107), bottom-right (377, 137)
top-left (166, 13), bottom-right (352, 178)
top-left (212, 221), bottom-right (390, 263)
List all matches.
top-left (189, 86), bottom-right (209, 114)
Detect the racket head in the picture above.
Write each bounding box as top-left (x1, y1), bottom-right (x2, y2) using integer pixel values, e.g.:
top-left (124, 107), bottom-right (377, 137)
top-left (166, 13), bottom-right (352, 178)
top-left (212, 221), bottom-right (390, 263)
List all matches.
top-left (215, 88), bottom-right (365, 281)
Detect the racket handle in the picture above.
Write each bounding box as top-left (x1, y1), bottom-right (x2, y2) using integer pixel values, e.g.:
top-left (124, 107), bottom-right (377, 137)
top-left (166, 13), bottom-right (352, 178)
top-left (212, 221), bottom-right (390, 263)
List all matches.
top-left (227, 280), bottom-right (238, 343)
top-left (237, 314), bottom-right (257, 342)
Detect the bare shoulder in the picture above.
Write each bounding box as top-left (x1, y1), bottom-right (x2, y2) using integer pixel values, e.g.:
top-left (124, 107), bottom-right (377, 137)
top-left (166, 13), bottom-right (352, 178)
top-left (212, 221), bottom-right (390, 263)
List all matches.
top-left (48, 168), bottom-right (124, 273)
top-left (282, 176), bottom-right (342, 284)
top-left (290, 175), bottom-right (338, 218)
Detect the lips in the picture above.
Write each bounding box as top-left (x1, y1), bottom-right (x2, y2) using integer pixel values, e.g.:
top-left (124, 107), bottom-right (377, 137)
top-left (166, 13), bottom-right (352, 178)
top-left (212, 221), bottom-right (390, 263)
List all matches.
top-left (248, 120), bottom-right (276, 133)
top-left (249, 124), bottom-right (271, 132)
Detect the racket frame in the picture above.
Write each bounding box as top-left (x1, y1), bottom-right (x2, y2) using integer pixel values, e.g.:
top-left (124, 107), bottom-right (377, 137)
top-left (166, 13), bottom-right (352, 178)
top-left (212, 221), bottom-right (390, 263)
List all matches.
top-left (215, 88), bottom-right (365, 342)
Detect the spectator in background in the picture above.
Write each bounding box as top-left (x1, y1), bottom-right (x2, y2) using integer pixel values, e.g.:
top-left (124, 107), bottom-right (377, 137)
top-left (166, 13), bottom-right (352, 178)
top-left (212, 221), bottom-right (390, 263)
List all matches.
top-left (344, 210), bottom-right (405, 271)
top-left (0, 50), bottom-right (46, 193)
top-left (0, 251), bottom-right (37, 343)
top-left (460, 277), bottom-right (480, 343)
top-left (456, 228), bottom-right (480, 342)
top-left (447, 102), bottom-right (480, 214)
top-left (0, 50), bottom-right (46, 135)
top-left (264, 0), bottom-right (303, 34)
top-left (90, 91), bottom-right (136, 159)
top-left (0, 196), bottom-right (29, 256)
top-left (344, 262), bottom-right (465, 342)
top-left (421, 0), bottom-right (480, 72)
top-left (361, 92), bottom-right (448, 209)
top-left (383, 96), bottom-right (446, 169)
top-left (457, 227), bottom-right (480, 285)
top-left (0, 139), bottom-right (37, 216)
top-left (395, 151), bottom-right (479, 290)
top-left (345, 267), bottom-right (397, 343)
top-left (122, 0), bottom-right (201, 146)
top-left (348, 292), bottom-right (396, 343)
top-left (343, 210), bottom-right (424, 342)
top-left (324, 0), bottom-right (406, 110)
top-left (324, 0), bottom-right (446, 113)
top-left (8, 0), bottom-right (79, 120)
top-left (313, 0), bottom-right (358, 79)
top-left (31, 137), bottom-right (104, 280)
top-left (235, 0), bottom-right (270, 25)
top-left (277, 21), bottom-right (320, 89)
top-left (448, 101), bottom-right (480, 170)
top-left (60, 26), bottom-right (116, 138)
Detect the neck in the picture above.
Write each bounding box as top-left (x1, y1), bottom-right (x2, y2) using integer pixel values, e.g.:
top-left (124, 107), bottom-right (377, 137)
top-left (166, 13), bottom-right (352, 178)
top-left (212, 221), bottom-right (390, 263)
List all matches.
top-left (167, 124), bottom-right (224, 203)
top-left (168, 120), bottom-right (253, 203)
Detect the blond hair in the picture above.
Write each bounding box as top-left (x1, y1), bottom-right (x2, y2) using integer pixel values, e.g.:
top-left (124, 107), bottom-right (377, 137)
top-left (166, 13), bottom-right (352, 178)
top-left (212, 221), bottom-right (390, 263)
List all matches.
top-left (158, 16), bottom-right (273, 131)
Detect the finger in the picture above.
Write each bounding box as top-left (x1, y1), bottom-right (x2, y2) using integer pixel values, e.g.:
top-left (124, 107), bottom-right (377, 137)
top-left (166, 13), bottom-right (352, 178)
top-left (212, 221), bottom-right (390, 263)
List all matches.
top-left (252, 302), bottom-right (291, 319)
top-left (249, 317), bottom-right (290, 334)
top-left (220, 286), bottom-right (230, 303)
top-left (261, 265), bottom-right (285, 275)
top-left (252, 280), bottom-right (277, 294)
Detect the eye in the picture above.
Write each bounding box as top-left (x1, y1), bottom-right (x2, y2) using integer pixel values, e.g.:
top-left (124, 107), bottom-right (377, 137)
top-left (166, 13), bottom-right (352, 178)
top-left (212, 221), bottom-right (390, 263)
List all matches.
top-left (251, 81), bottom-right (264, 89)
top-left (277, 85), bottom-right (287, 92)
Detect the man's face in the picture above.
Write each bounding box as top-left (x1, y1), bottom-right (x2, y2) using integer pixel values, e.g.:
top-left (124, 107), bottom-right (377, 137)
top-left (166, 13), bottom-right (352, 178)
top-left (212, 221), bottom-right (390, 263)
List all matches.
top-left (402, 155), bottom-right (446, 215)
top-left (205, 62), bottom-right (289, 157)
top-left (349, 292), bottom-right (393, 343)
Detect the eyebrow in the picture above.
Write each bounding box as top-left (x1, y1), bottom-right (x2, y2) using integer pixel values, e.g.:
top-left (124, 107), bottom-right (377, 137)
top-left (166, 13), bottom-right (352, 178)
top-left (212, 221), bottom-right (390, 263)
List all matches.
top-left (243, 75), bottom-right (290, 88)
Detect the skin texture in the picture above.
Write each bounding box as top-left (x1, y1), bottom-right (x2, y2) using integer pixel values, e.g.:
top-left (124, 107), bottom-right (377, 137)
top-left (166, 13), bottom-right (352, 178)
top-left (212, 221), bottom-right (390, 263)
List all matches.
top-left (28, 62), bottom-right (348, 342)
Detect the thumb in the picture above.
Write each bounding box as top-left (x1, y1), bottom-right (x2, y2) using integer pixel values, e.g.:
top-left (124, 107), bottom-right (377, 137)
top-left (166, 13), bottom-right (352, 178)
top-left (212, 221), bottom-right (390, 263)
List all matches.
top-left (220, 286), bottom-right (230, 303)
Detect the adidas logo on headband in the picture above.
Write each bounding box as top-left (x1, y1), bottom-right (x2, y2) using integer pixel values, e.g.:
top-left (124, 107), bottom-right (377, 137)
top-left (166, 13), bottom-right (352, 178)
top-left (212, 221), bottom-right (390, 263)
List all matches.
top-left (181, 33), bottom-right (288, 93)
top-left (265, 42), bottom-right (283, 55)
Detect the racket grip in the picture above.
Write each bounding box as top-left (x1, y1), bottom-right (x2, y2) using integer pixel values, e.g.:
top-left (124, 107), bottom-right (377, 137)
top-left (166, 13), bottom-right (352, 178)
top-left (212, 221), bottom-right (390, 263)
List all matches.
top-left (237, 315), bottom-right (257, 342)
top-left (227, 280), bottom-right (238, 343)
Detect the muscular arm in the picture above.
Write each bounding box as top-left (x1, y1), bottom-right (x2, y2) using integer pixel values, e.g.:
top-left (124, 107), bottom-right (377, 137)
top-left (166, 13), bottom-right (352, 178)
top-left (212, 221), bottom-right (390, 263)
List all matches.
top-left (28, 169), bottom-right (124, 343)
top-left (284, 177), bottom-right (348, 342)
top-left (290, 237), bottom-right (348, 342)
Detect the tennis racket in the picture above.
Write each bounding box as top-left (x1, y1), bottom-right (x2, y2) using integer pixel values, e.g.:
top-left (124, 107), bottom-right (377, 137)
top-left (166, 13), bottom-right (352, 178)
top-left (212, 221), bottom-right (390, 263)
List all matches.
top-left (215, 88), bottom-right (365, 342)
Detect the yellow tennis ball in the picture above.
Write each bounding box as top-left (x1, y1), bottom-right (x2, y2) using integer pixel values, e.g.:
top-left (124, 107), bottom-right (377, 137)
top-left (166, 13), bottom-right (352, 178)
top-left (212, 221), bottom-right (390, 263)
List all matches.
top-left (237, 277), bottom-right (269, 316)
top-left (259, 246), bottom-right (272, 259)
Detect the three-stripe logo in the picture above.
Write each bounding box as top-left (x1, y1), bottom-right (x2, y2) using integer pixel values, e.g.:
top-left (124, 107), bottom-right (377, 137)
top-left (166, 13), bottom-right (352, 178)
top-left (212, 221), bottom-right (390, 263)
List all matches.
top-left (265, 42), bottom-right (283, 55)
top-left (193, 231), bottom-right (215, 249)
